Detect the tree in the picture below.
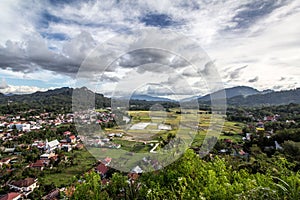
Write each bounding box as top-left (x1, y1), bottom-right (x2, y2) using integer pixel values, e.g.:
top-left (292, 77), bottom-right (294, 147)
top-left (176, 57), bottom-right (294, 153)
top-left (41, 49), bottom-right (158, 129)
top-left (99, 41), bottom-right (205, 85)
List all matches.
top-left (71, 172), bottom-right (108, 200)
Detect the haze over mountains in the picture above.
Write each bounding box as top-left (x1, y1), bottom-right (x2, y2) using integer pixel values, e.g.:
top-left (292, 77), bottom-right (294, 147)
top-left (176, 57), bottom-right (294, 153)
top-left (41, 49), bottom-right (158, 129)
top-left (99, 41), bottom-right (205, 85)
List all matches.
top-left (0, 86), bottom-right (299, 109)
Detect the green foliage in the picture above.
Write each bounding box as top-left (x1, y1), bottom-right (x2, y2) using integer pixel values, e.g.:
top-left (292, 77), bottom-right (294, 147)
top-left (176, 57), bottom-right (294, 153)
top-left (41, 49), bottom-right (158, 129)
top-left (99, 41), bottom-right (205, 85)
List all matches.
top-left (137, 150), bottom-right (300, 199)
top-left (282, 141), bottom-right (300, 161)
top-left (71, 172), bottom-right (108, 200)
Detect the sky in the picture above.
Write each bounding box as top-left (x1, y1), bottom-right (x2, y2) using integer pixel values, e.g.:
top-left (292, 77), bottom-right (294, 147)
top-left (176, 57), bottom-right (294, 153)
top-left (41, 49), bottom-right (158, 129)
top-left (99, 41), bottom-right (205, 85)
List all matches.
top-left (0, 0), bottom-right (299, 99)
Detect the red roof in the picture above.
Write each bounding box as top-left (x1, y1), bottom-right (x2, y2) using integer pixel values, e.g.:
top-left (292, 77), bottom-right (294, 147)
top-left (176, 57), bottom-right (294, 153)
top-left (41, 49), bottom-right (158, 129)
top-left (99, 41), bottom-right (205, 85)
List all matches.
top-left (69, 135), bottom-right (76, 139)
top-left (0, 192), bottom-right (21, 200)
top-left (95, 163), bottom-right (108, 175)
top-left (64, 131), bottom-right (71, 135)
top-left (30, 160), bottom-right (45, 168)
top-left (101, 179), bottom-right (109, 185)
top-left (102, 157), bottom-right (112, 165)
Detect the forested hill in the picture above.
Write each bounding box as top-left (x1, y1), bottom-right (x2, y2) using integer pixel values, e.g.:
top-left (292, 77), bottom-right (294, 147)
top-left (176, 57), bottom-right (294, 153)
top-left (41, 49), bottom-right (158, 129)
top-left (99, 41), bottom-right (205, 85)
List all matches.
top-left (0, 87), bottom-right (178, 114)
top-left (0, 87), bottom-right (111, 114)
top-left (198, 86), bottom-right (260, 102)
top-left (0, 87), bottom-right (299, 114)
top-left (227, 88), bottom-right (300, 106)
top-left (196, 87), bottom-right (300, 106)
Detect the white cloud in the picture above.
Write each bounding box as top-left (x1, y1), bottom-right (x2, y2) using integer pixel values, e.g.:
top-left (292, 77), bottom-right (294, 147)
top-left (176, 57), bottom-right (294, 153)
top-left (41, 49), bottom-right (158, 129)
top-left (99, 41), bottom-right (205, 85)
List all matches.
top-left (0, 84), bottom-right (48, 94)
top-left (0, 78), bottom-right (8, 89)
top-left (0, 0), bottom-right (299, 97)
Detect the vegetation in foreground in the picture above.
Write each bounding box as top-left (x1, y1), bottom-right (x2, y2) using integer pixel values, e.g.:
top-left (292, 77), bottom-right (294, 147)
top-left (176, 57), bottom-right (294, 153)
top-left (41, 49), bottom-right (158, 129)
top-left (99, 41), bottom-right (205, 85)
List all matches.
top-left (71, 149), bottom-right (300, 200)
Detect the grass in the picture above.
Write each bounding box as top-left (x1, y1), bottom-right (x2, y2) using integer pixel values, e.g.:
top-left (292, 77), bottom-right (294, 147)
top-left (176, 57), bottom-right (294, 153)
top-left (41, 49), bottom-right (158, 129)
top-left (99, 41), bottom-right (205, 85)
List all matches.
top-left (98, 110), bottom-right (244, 151)
top-left (40, 148), bottom-right (96, 187)
top-left (88, 147), bottom-right (146, 172)
top-left (219, 121), bottom-right (243, 142)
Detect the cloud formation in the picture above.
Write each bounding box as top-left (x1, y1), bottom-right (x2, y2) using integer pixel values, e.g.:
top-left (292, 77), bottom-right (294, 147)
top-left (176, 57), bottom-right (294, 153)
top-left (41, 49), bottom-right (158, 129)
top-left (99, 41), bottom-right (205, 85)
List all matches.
top-left (0, 78), bottom-right (8, 89)
top-left (0, 0), bottom-right (299, 96)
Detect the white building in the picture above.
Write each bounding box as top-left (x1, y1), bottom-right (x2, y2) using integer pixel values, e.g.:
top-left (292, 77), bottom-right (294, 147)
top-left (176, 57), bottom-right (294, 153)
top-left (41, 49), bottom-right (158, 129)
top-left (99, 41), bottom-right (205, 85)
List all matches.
top-left (45, 139), bottom-right (60, 153)
top-left (8, 178), bottom-right (38, 193)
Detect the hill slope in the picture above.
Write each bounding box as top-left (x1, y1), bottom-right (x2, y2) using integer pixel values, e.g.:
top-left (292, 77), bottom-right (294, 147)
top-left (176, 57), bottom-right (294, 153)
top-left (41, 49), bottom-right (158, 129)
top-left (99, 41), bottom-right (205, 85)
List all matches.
top-left (0, 87), bottom-right (111, 113)
top-left (198, 86), bottom-right (260, 102)
top-left (227, 88), bottom-right (300, 106)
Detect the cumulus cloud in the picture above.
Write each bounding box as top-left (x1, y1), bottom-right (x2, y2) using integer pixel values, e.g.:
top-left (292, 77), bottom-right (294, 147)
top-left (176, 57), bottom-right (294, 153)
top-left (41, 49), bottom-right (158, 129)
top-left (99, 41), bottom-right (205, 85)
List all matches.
top-left (118, 49), bottom-right (189, 70)
top-left (0, 84), bottom-right (48, 94)
top-left (0, 31), bottom-right (97, 76)
top-left (0, 78), bottom-right (8, 89)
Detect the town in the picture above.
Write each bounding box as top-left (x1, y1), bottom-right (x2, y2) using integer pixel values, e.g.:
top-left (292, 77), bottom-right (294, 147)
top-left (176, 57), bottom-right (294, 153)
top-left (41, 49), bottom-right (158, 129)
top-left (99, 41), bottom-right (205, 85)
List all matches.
top-left (0, 102), bottom-right (299, 199)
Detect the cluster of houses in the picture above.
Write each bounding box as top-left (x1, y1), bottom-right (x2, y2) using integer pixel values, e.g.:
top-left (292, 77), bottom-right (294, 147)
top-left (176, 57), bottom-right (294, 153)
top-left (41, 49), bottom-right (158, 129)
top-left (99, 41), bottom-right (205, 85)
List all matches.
top-left (81, 133), bottom-right (123, 149)
top-left (0, 179), bottom-right (63, 200)
top-left (0, 128), bottom-right (83, 199)
top-left (27, 131), bottom-right (82, 171)
top-left (73, 110), bottom-right (116, 125)
top-left (0, 113), bottom-right (74, 142)
top-left (215, 114), bottom-right (286, 160)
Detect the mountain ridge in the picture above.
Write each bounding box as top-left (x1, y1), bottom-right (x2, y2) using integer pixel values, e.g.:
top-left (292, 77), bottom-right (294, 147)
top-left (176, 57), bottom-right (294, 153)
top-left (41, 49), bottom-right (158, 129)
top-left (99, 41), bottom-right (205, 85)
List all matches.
top-left (0, 86), bottom-right (299, 112)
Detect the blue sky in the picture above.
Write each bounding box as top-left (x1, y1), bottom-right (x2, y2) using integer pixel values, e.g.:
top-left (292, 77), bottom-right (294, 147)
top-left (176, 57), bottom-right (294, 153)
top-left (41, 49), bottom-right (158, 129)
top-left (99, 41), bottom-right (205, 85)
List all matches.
top-left (0, 0), bottom-right (299, 98)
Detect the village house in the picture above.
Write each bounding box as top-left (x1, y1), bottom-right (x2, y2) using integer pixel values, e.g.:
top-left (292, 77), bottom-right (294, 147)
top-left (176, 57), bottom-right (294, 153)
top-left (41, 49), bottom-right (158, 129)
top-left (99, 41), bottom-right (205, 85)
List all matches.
top-left (63, 131), bottom-right (71, 136)
top-left (131, 165), bottom-right (143, 174)
top-left (95, 163), bottom-right (108, 178)
top-left (8, 178), bottom-right (38, 195)
top-left (3, 148), bottom-right (15, 154)
top-left (40, 152), bottom-right (57, 160)
top-left (101, 157), bottom-right (112, 166)
top-left (29, 159), bottom-right (50, 171)
top-left (67, 135), bottom-right (76, 143)
top-left (61, 144), bottom-right (72, 152)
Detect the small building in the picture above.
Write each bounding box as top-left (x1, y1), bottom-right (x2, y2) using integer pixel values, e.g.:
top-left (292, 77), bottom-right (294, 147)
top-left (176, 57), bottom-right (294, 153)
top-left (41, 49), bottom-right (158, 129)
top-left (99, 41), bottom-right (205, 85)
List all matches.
top-left (29, 160), bottom-right (49, 171)
top-left (108, 133), bottom-right (115, 137)
top-left (131, 166), bottom-right (143, 174)
top-left (40, 152), bottom-right (56, 160)
top-left (22, 124), bottom-right (31, 132)
top-left (3, 148), bottom-right (15, 154)
top-left (101, 157), bottom-right (112, 166)
top-left (115, 133), bottom-right (123, 137)
top-left (63, 131), bottom-right (71, 136)
top-left (95, 163), bottom-right (108, 178)
top-left (45, 139), bottom-right (60, 153)
top-left (67, 135), bottom-right (76, 143)
top-left (8, 178), bottom-right (38, 193)
top-left (0, 192), bottom-right (22, 200)
top-left (61, 144), bottom-right (72, 152)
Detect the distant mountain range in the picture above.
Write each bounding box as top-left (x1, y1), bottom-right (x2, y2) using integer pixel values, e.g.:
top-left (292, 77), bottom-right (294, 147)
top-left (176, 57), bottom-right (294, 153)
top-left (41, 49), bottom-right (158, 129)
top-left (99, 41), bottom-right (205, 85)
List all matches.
top-left (0, 86), bottom-right (299, 112)
top-left (227, 88), bottom-right (300, 106)
top-left (129, 94), bottom-right (175, 102)
top-left (197, 86), bottom-right (262, 102)
top-left (194, 86), bottom-right (299, 106)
